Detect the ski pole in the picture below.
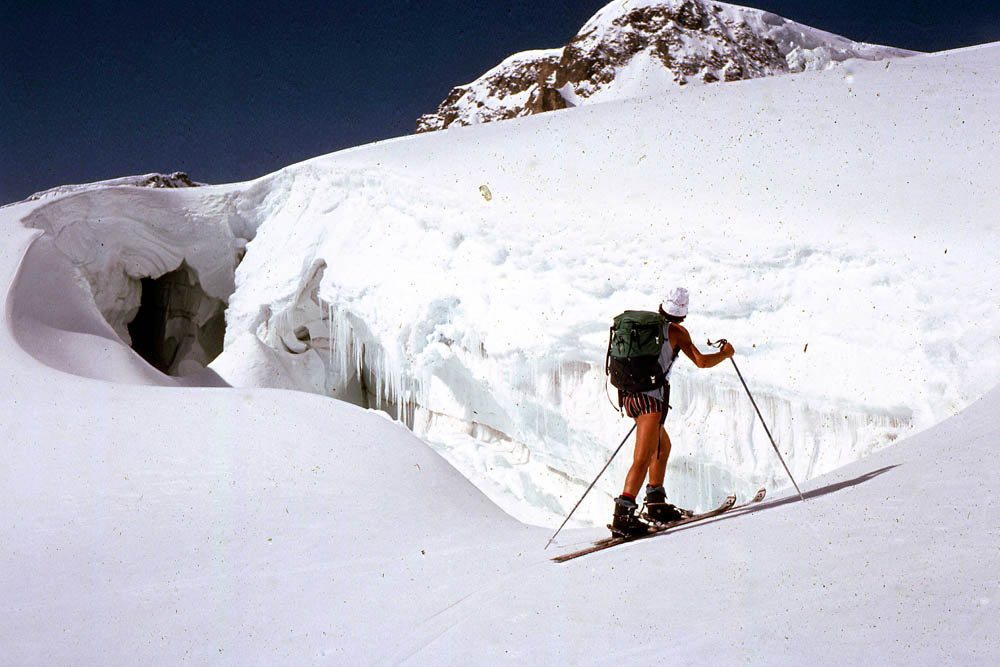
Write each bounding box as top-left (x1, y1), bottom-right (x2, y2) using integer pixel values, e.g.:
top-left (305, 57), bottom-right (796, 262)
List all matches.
top-left (544, 423), bottom-right (637, 549)
top-left (709, 339), bottom-right (806, 503)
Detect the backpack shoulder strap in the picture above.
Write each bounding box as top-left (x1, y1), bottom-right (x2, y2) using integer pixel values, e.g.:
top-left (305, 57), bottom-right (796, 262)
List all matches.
top-left (664, 322), bottom-right (682, 369)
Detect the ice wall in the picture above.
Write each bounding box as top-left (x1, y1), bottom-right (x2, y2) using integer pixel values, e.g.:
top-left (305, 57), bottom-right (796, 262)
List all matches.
top-left (216, 161), bottom-right (921, 526)
top-left (214, 82), bottom-right (999, 525)
top-left (229, 262), bottom-right (914, 525)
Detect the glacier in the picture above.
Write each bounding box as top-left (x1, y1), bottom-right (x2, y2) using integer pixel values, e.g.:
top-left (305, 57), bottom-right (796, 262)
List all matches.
top-left (11, 44), bottom-right (1000, 529)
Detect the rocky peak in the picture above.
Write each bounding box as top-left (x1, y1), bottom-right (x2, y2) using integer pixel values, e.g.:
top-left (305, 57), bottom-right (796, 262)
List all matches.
top-left (417, 0), bottom-right (915, 132)
top-left (416, 50), bottom-right (564, 133)
top-left (133, 172), bottom-right (202, 189)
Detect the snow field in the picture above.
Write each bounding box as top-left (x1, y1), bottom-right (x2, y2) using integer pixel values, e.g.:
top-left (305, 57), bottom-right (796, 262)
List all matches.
top-left (0, 204), bottom-right (1000, 665)
top-left (213, 44), bottom-right (1000, 524)
top-left (9, 44), bottom-right (998, 527)
top-left (3, 203), bottom-right (996, 662)
top-left (0, 41), bottom-right (998, 666)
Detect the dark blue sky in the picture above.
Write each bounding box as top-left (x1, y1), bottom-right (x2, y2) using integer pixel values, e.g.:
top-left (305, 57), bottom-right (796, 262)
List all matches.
top-left (2, 0), bottom-right (998, 204)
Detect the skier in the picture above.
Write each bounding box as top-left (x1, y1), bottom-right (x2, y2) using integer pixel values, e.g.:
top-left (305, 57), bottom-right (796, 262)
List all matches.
top-left (611, 287), bottom-right (735, 536)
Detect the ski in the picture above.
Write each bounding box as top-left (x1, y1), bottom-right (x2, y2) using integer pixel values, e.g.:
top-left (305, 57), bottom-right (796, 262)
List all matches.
top-left (551, 488), bottom-right (766, 563)
top-left (551, 494), bottom-right (735, 562)
top-left (644, 486), bottom-right (766, 527)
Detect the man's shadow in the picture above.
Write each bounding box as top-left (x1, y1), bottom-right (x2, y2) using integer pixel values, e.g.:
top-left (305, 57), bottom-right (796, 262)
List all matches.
top-left (669, 464), bottom-right (900, 534)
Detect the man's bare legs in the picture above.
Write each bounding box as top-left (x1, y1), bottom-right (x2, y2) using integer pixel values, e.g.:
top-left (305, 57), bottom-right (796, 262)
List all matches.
top-left (622, 412), bottom-right (672, 497)
top-left (647, 425), bottom-right (671, 487)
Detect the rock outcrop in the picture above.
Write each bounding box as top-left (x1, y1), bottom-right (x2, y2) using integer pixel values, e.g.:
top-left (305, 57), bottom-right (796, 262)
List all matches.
top-left (417, 51), bottom-right (564, 132)
top-left (132, 172), bottom-right (202, 189)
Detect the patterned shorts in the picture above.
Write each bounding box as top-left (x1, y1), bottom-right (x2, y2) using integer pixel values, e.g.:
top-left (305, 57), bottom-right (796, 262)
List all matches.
top-left (620, 385), bottom-right (670, 419)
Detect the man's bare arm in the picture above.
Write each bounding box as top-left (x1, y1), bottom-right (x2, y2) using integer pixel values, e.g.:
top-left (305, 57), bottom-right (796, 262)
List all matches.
top-left (670, 324), bottom-right (734, 368)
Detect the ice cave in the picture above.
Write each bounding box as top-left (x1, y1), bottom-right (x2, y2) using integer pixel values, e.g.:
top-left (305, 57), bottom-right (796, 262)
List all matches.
top-left (127, 261), bottom-right (226, 376)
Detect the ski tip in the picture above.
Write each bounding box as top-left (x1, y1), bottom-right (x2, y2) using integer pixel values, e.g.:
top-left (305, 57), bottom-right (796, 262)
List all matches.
top-left (752, 488), bottom-right (767, 502)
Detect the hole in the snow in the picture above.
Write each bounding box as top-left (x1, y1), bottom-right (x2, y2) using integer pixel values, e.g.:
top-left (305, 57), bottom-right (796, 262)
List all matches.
top-left (127, 261), bottom-right (226, 375)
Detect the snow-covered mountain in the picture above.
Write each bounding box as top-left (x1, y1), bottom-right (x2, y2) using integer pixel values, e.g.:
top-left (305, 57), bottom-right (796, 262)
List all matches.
top-left (2, 82), bottom-right (999, 659)
top-left (1, 19), bottom-right (999, 665)
top-left (5, 41), bottom-right (998, 533)
top-left (417, 0), bottom-right (915, 131)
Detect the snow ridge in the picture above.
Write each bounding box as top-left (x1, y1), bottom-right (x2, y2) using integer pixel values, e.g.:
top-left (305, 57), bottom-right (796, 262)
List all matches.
top-left (4, 172), bottom-right (205, 209)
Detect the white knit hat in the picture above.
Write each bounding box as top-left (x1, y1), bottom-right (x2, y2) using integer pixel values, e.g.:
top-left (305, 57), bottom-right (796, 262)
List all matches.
top-left (663, 287), bottom-right (689, 317)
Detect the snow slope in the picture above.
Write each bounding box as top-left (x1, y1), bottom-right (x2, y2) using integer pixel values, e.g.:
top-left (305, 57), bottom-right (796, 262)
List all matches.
top-left (406, 382), bottom-right (1000, 665)
top-left (218, 43), bottom-right (998, 524)
top-left (4, 43), bottom-right (998, 532)
top-left (0, 213), bottom-right (541, 664)
top-left (1, 195), bottom-right (998, 663)
top-left (1, 35), bottom-right (999, 665)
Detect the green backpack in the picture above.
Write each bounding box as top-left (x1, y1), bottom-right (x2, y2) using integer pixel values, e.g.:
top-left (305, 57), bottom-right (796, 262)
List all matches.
top-left (605, 310), bottom-right (671, 393)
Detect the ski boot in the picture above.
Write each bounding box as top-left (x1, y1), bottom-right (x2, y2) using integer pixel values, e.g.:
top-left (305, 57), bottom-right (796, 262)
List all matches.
top-left (643, 485), bottom-right (692, 524)
top-left (610, 495), bottom-right (651, 537)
